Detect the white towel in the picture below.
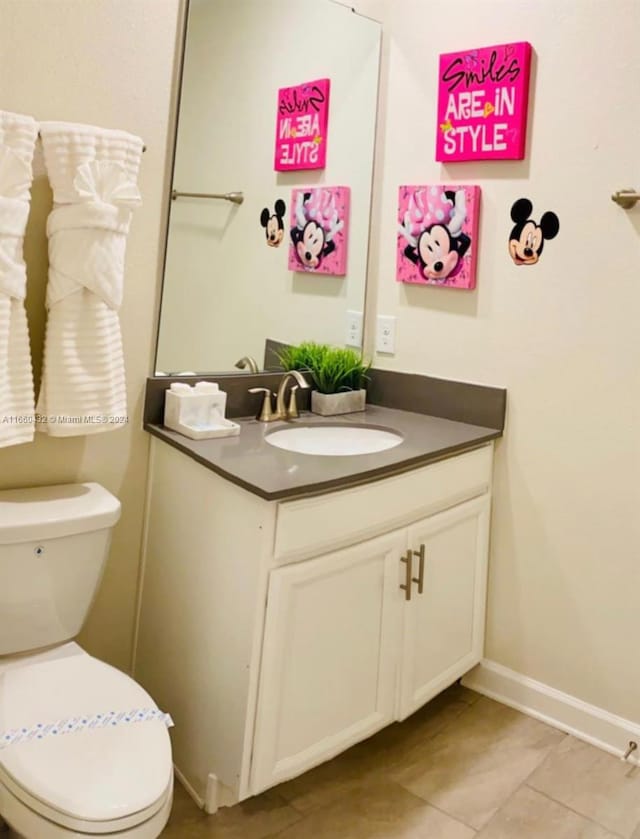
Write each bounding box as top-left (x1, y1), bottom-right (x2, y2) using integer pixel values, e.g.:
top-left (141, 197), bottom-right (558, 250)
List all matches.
top-left (37, 122), bottom-right (143, 436)
top-left (0, 111), bottom-right (38, 448)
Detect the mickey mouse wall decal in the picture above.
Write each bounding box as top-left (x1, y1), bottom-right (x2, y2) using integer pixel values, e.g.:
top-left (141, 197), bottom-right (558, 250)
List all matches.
top-left (260, 199), bottom-right (286, 247)
top-left (508, 198), bottom-right (560, 266)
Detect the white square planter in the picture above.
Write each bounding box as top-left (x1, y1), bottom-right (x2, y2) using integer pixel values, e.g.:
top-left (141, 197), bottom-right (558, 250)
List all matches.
top-left (311, 389), bottom-right (366, 416)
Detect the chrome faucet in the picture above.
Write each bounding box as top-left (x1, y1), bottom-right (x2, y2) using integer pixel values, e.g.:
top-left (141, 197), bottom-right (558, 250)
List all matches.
top-left (276, 370), bottom-right (310, 419)
top-left (235, 356), bottom-right (259, 374)
top-left (249, 370), bottom-right (310, 422)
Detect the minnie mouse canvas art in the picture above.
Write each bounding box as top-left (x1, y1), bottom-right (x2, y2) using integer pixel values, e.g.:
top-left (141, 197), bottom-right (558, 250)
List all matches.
top-left (288, 187), bottom-right (350, 276)
top-left (397, 185), bottom-right (480, 289)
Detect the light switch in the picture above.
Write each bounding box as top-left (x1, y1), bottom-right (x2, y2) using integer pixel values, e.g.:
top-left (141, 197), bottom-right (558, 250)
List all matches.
top-left (376, 315), bottom-right (397, 354)
top-left (345, 310), bottom-right (363, 347)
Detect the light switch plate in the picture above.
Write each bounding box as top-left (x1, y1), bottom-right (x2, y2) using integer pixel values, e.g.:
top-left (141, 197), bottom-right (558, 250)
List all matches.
top-left (346, 310), bottom-right (363, 347)
top-left (376, 315), bottom-right (397, 354)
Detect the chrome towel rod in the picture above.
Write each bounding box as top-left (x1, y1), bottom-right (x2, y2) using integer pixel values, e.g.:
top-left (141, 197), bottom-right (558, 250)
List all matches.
top-left (171, 189), bottom-right (244, 205)
top-left (611, 189), bottom-right (640, 209)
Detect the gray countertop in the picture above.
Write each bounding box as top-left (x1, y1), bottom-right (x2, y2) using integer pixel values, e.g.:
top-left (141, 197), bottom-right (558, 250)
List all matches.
top-left (145, 405), bottom-right (501, 501)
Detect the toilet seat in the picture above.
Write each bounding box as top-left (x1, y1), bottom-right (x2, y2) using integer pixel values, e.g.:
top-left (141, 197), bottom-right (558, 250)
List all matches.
top-left (0, 646), bottom-right (173, 834)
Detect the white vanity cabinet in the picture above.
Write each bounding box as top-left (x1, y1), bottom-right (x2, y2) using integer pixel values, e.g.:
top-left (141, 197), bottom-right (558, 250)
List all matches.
top-left (250, 495), bottom-right (490, 792)
top-left (135, 437), bottom-right (494, 811)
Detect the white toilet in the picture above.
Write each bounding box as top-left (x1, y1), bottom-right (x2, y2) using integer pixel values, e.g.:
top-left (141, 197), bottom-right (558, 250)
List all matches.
top-left (0, 483), bottom-right (173, 838)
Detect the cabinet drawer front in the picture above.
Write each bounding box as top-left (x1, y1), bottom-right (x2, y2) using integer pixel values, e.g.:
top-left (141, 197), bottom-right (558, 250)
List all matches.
top-left (274, 444), bottom-right (493, 564)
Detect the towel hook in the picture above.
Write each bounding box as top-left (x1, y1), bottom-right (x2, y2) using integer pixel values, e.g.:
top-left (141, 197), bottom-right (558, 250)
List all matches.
top-left (611, 189), bottom-right (640, 210)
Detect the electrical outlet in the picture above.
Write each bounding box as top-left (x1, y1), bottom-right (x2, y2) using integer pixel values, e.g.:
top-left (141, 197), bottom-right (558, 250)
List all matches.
top-left (345, 310), bottom-right (363, 347)
top-left (376, 315), bottom-right (397, 354)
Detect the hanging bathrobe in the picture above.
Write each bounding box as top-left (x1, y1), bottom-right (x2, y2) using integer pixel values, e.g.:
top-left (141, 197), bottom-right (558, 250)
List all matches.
top-left (37, 122), bottom-right (143, 436)
top-left (0, 111), bottom-right (38, 448)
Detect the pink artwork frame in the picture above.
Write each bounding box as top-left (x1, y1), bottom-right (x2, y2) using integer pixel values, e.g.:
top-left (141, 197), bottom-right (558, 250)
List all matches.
top-left (435, 42), bottom-right (532, 162)
top-left (397, 185), bottom-right (480, 290)
top-left (288, 187), bottom-right (350, 277)
top-left (274, 78), bottom-right (330, 171)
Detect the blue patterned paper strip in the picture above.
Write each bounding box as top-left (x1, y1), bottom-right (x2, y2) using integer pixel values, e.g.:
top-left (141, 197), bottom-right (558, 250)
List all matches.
top-left (0, 707), bottom-right (174, 750)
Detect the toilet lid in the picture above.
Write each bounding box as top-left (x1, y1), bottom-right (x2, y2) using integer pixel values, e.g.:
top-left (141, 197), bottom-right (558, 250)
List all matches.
top-left (0, 651), bottom-right (172, 825)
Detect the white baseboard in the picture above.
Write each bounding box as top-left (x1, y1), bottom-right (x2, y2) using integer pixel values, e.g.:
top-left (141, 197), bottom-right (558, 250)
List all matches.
top-left (173, 764), bottom-right (238, 815)
top-left (173, 764), bottom-right (204, 810)
top-left (462, 659), bottom-right (640, 766)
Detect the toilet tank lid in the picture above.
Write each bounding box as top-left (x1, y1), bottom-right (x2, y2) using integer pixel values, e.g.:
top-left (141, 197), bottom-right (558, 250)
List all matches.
top-left (0, 483), bottom-right (121, 545)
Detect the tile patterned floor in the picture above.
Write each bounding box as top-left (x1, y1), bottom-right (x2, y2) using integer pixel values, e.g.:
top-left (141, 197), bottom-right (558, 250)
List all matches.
top-left (160, 684), bottom-right (640, 838)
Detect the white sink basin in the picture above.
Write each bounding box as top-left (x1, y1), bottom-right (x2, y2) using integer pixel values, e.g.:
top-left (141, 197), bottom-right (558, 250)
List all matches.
top-left (265, 424), bottom-right (403, 456)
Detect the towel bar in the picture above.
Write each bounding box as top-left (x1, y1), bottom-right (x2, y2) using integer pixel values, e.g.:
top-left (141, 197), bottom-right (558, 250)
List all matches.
top-left (171, 189), bottom-right (244, 205)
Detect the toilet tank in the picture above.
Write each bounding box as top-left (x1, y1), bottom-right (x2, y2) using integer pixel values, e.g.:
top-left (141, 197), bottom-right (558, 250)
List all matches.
top-left (0, 483), bottom-right (121, 656)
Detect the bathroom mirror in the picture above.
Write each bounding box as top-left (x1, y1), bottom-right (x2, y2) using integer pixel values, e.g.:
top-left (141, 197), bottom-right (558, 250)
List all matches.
top-left (154, 0), bottom-right (381, 375)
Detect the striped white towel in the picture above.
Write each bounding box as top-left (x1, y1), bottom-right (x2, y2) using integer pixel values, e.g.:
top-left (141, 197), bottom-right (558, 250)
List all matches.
top-left (37, 122), bottom-right (143, 436)
top-left (0, 111), bottom-right (38, 448)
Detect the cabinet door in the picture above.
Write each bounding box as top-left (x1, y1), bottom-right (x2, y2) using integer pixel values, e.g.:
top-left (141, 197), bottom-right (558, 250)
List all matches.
top-left (398, 495), bottom-right (490, 720)
top-left (250, 530), bottom-right (405, 794)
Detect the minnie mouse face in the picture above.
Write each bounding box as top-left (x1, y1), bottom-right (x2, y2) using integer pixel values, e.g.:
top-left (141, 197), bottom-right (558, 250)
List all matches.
top-left (294, 220), bottom-right (329, 269)
top-left (260, 199), bottom-right (286, 248)
top-left (404, 223), bottom-right (471, 283)
top-left (417, 224), bottom-right (462, 281)
top-left (508, 198), bottom-right (559, 266)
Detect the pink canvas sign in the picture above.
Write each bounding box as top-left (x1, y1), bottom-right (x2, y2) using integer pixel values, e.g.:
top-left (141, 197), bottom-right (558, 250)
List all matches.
top-left (436, 42), bottom-right (532, 162)
top-left (288, 187), bottom-right (350, 277)
top-left (274, 78), bottom-right (330, 171)
top-left (397, 185), bottom-right (480, 289)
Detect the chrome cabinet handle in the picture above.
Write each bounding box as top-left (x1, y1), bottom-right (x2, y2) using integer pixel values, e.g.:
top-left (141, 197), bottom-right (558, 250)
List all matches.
top-left (400, 550), bottom-right (413, 601)
top-left (412, 544), bottom-right (425, 594)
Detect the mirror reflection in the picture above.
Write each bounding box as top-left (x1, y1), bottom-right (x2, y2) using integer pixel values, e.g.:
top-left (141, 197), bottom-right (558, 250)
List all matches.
top-left (155, 0), bottom-right (381, 375)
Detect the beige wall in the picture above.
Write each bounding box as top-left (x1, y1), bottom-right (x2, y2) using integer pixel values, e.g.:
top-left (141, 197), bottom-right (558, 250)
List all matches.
top-left (360, 0), bottom-right (640, 721)
top-left (1, 0), bottom-right (182, 672)
top-left (5, 0), bottom-right (638, 730)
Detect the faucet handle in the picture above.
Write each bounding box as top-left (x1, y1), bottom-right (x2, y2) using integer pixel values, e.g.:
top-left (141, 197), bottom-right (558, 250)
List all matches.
top-left (249, 387), bottom-right (276, 422)
top-left (287, 385), bottom-right (300, 419)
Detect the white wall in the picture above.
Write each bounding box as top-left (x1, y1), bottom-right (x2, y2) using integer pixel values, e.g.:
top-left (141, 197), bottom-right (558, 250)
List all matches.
top-left (360, 0), bottom-right (640, 722)
top-left (0, 0), bottom-right (181, 672)
top-left (156, 0), bottom-right (380, 373)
